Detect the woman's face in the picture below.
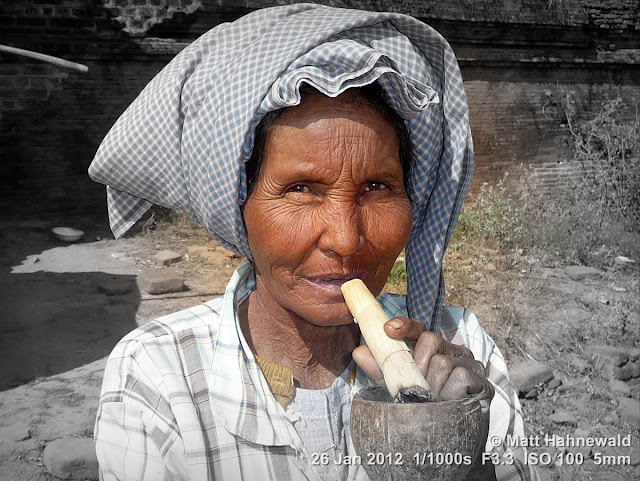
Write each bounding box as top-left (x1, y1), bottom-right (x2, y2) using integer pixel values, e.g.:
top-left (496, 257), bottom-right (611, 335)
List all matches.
top-left (243, 92), bottom-right (412, 326)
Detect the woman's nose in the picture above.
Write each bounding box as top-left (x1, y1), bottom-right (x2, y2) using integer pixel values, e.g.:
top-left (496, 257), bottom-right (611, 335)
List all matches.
top-left (317, 203), bottom-right (365, 258)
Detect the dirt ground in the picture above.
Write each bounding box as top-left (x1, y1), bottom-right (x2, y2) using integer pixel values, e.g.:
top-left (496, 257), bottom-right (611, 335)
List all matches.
top-left (0, 213), bottom-right (241, 392)
top-left (0, 212), bottom-right (638, 480)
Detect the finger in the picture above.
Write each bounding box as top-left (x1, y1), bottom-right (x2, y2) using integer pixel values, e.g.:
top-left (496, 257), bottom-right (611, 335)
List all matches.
top-left (439, 366), bottom-right (487, 401)
top-left (412, 332), bottom-right (447, 375)
top-left (476, 381), bottom-right (494, 426)
top-left (352, 345), bottom-right (384, 385)
top-left (423, 354), bottom-right (454, 400)
top-left (383, 316), bottom-right (427, 342)
top-left (441, 341), bottom-right (474, 359)
top-left (422, 355), bottom-right (491, 400)
top-left (468, 359), bottom-right (487, 377)
top-left (412, 332), bottom-right (476, 374)
top-left (446, 356), bottom-right (487, 377)
top-left (418, 332), bottom-right (473, 359)
top-left (478, 379), bottom-right (495, 402)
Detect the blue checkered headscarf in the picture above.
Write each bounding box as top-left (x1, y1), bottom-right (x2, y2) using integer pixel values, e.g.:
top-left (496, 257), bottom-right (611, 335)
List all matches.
top-left (88, 3), bottom-right (474, 331)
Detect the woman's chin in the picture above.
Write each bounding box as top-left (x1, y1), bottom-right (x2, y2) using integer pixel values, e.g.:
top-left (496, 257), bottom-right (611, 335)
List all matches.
top-left (297, 303), bottom-right (356, 328)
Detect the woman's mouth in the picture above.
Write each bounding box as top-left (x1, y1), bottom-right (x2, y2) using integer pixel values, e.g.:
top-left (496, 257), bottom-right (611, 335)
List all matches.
top-left (305, 273), bottom-right (365, 296)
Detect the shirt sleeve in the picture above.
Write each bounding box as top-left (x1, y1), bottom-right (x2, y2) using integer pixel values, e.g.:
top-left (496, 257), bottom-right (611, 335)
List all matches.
top-left (94, 340), bottom-right (190, 481)
top-left (443, 307), bottom-right (540, 481)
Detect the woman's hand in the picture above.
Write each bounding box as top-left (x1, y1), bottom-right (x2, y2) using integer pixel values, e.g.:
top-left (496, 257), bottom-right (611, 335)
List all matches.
top-left (352, 316), bottom-right (496, 479)
top-left (352, 316), bottom-right (494, 407)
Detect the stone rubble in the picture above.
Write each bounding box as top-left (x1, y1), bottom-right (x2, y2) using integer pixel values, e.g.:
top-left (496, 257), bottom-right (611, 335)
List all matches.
top-left (509, 361), bottom-right (554, 395)
top-left (0, 422), bottom-right (31, 442)
top-left (150, 250), bottom-right (182, 266)
top-left (564, 265), bottom-right (605, 281)
top-left (548, 412), bottom-right (578, 426)
top-left (514, 342), bottom-right (640, 481)
top-left (610, 379), bottom-right (632, 396)
top-left (591, 344), bottom-right (640, 381)
top-left (138, 269), bottom-right (185, 295)
top-left (42, 437), bottom-right (98, 481)
top-left (0, 422), bottom-right (32, 457)
top-left (617, 397), bottom-right (640, 426)
top-left (614, 256), bottom-right (636, 266)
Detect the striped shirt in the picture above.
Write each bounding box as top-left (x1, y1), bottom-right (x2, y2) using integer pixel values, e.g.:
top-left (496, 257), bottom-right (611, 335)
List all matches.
top-left (95, 261), bottom-right (538, 481)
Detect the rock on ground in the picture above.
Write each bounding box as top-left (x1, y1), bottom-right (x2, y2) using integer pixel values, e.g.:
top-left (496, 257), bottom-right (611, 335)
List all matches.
top-left (617, 397), bottom-right (640, 425)
top-left (564, 265), bottom-right (604, 281)
top-left (509, 362), bottom-right (554, 395)
top-left (548, 412), bottom-right (578, 425)
top-left (591, 344), bottom-right (630, 366)
top-left (614, 255), bottom-right (636, 266)
top-left (591, 344), bottom-right (640, 381)
top-left (0, 422), bottom-right (30, 442)
top-left (0, 422), bottom-right (32, 457)
top-left (150, 250), bottom-right (182, 266)
top-left (610, 379), bottom-right (632, 396)
top-left (138, 269), bottom-right (184, 294)
top-left (43, 437), bottom-right (98, 480)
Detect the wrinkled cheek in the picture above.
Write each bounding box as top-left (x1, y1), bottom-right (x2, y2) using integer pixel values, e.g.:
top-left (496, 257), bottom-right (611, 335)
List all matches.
top-left (246, 205), bottom-right (316, 276)
top-left (393, 212), bottom-right (413, 250)
top-left (364, 203), bottom-right (412, 253)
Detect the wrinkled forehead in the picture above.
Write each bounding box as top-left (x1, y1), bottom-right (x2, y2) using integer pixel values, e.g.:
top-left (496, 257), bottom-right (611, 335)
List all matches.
top-left (269, 91), bottom-right (395, 137)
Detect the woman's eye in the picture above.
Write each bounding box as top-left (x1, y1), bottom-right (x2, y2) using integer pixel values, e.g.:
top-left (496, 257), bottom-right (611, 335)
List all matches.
top-left (285, 184), bottom-right (311, 194)
top-left (364, 182), bottom-right (388, 192)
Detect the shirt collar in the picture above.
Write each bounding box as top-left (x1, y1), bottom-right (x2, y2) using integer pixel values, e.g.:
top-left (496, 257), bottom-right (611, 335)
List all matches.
top-left (207, 261), bottom-right (300, 447)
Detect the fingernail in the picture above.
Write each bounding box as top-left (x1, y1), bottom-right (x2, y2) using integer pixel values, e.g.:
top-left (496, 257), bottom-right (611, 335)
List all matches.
top-left (387, 319), bottom-right (402, 330)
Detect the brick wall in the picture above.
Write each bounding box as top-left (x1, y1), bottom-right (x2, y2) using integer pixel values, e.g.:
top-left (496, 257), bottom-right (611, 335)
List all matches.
top-left (0, 0), bottom-right (638, 219)
top-left (0, 0), bottom-right (206, 35)
top-left (101, 0), bottom-right (203, 35)
top-left (464, 73), bottom-right (640, 192)
top-left (0, 63), bottom-right (70, 112)
top-left (0, 53), bottom-right (172, 216)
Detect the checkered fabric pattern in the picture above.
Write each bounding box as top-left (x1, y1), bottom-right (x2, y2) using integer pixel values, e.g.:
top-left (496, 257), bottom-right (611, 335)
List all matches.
top-left (88, 3), bottom-right (472, 329)
top-left (95, 261), bottom-right (539, 481)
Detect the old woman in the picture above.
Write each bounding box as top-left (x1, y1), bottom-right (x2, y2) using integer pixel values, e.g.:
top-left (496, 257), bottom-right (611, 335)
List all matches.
top-left (90, 4), bottom-right (538, 481)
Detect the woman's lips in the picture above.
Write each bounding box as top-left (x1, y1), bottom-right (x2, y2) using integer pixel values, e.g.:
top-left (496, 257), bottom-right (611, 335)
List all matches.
top-left (304, 273), bottom-right (365, 296)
